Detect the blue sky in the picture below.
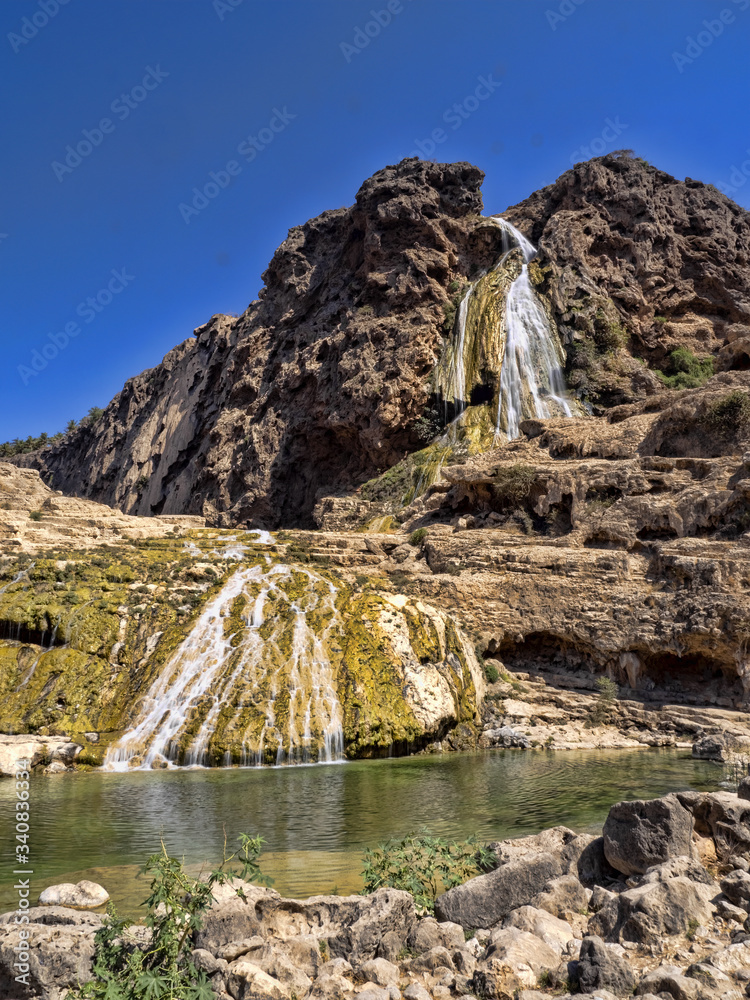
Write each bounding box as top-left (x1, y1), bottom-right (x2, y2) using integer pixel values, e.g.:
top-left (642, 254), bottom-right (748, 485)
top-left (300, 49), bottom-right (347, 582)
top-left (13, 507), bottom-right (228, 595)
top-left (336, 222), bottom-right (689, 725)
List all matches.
top-left (1, 0), bottom-right (749, 440)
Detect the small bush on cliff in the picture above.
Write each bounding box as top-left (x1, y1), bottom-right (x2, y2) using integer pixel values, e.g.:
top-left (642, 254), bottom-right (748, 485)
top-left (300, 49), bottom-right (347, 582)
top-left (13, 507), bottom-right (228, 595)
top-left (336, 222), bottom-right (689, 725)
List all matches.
top-left (360, 459), bottom-right (416, 506)
top-left (704, 390), bottom-right (750, 439)
top-left (655, 347), bottom-right (714, 389)
top-left (593, 310), bottom-right (628, 351)
top-left (66, 834), bottom-right (270, 1000)
top-left (491, 464), bottom-right (536, 508)
top-left (589, 676), bottom-right (618, 727)
top-left (361, 833), bottom-right (494, 915)
top-left (409, 527), bottom-right (428, 547)
top-left (412, 406), bottom-right (443, 443)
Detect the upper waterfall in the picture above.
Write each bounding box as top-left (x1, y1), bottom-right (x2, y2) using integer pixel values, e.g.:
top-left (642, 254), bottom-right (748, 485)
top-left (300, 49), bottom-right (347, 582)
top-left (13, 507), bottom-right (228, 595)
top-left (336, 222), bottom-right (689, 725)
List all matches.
top-left (489, 218), bottom-right (572, 439)
top-left (415, 216), bottom-right (574, 501)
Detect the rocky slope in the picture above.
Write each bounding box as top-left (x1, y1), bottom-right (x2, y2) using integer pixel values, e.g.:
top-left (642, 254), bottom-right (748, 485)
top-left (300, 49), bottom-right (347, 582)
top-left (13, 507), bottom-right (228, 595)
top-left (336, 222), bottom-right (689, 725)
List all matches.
top-left (0, 462), bottom-right (204, 552)
top-left (13, 153), bottom-right (750, 528)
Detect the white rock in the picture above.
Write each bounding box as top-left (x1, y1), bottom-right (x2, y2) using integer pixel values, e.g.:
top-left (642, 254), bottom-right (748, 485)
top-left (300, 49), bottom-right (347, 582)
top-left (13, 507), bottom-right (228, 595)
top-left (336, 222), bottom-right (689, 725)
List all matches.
top-left (358, 958), bottom-right (400, 987)
top-left (228, 960), bottom-right (290, 1000)
top-left (39, 880), bottom-right (109, 909)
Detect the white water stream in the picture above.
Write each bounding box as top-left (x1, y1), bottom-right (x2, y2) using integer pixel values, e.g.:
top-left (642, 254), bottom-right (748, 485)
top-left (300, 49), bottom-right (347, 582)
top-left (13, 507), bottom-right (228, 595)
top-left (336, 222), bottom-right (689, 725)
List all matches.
top-left (104, 563), bottom-right (345, 771)
top-left (442, 217), bottom-right (571, 443)
top-left (489, 218), bottom-right (571, 439)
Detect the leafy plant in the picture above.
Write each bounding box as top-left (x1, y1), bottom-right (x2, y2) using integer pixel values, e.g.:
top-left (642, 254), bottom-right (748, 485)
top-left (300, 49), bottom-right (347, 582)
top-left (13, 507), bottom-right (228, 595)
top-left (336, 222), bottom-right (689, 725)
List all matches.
top-left (412, 407), bottom-right (443, 443)
top-left (28, 510), bottom-right (44, 522)
top-left (590, 676), bottom-right (618, 726)
top-left (593, 309), bottom-right (628, 351)
top-left (654, 347), bottom-right (714, 389)
top-left (66, 834), bottom-right (270, 1000)
top-left (87, 406), bottom-right (105, 423)
top-left (484, 662), bottom-right (499, 684)
top-left (361, 832), bottom-right (494, 914)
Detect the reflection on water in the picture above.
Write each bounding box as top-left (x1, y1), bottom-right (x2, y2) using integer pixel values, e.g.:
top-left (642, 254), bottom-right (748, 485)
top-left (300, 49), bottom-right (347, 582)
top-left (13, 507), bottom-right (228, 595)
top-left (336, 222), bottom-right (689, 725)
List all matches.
top-left (0, 748), bottom-right (722, 918)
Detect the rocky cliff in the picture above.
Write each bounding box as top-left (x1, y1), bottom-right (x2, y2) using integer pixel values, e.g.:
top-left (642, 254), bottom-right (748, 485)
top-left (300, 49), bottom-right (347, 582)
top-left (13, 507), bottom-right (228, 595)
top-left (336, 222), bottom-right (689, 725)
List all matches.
top-left (16, 153), bottom-right (750, 528)
top-left (16, 160), bottom-right (488, 528)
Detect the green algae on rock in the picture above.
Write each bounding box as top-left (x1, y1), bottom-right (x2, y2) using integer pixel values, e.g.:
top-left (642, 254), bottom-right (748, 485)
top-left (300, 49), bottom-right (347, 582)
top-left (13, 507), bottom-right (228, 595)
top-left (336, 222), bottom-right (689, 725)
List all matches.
top-left (1, 532), bottom-right (484, 768)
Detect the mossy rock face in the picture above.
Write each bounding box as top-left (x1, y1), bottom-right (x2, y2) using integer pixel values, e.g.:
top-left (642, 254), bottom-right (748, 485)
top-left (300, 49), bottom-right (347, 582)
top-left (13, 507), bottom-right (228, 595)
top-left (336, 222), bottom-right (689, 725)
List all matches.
top-left (335, 593), bottom-right (483, 757)
top-left (0, 532), bottom-right (275, 741)
top-left (0, 539), bottom-right (483, 766)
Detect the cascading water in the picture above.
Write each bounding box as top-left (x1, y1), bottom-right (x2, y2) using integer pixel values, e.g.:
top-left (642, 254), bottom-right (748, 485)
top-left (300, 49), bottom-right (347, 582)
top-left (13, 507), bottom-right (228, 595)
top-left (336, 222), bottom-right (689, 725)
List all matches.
top-left (488, 218), bottom-right (571, 439)
top-left (104, 562), bottom-right (345, 771)
top-left (420, 217), bottom-right (573, 496)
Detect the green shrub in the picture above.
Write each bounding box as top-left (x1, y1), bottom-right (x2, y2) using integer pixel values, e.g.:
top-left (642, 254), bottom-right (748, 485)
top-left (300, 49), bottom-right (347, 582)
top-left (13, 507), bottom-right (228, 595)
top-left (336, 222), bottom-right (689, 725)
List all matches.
top-left (28, 510), bottom-right (44, 521)
top-left (655, 348), bottom-right (714, 389)
top-left (360, 461), bottom-right (414, 505)
top-left (593, 310), bottom-right (628, 351)
top-left (361, 833), bottom-right (494, 915)
top-left (491, 464), bottom-right (536, 508)
top-left (484, 661), bottom-right (499, 684)
top-left (412, 407), bottom-right (443, 443)
top-left (67, 834), bottom-right (270, 1000)
top-left (590, 676), bottom-right (618, 726)
top-left (409, 528), bottom-right (428, 547)
top-left (596, 676), bottom-right (618, 701)
top-left (704, 390), bottom-right (750, 439)
top-left (442, 300), bottom-right (457, 334)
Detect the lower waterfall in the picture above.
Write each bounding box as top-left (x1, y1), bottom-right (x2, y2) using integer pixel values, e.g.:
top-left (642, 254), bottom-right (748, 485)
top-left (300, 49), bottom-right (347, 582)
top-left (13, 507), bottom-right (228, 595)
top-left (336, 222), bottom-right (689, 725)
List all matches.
top-left (104, 563), bottom-right (345, 770)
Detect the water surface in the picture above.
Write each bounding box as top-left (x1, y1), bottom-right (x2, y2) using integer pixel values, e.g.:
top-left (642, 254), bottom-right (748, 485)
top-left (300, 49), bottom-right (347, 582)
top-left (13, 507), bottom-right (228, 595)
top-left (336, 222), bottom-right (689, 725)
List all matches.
top-left (0, 748), bottom-right (723, 917)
